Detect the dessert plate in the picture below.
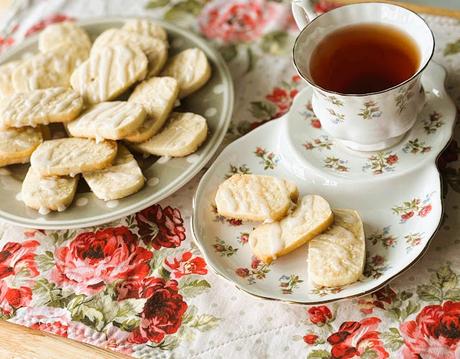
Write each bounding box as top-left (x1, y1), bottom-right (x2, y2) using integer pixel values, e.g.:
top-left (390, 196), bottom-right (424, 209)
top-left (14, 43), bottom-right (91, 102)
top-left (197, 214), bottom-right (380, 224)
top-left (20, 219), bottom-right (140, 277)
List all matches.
top-left (0, 18), bottom-right (233, 229)
top-left (192, 62), bottom-right (455, 304)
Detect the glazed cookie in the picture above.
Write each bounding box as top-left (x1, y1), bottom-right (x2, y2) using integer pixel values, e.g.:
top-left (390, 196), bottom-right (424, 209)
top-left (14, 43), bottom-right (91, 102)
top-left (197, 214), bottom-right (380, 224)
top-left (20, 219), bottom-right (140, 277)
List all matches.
top-left (71, 44), bottom-right (148, 103)
top-left (0, 127), bottom-right (43, 167)
top-left (249, 195), bottom-right (334, 264)
top-left (0, 87), bottom-right (83, 128)
top-left (131, 112), bottom-right (207, 157)
top-left (91, 29), bottom-right (167, 78)
top-left (67, 101), bottom-right (146, 141)
top-left (21, 167), bottom-right (79, 214)
top-left (161, 48), bottom-right (211, 98)
top-left (0, 60), bottom-right (21, 98)
top-left (125, 77), bottom-right (179, 143)
top-left (122, 19), bottom-right (168, 41)
top-left (31, 138), bottom-right (117, 176)
top-left (12, 45), bottom-right (89, 92)
top-left (38, 21), bottom-right (91, 53)
top-left (308, 209), bottom-right (366, 287)
top-left (215, 174), bottom-right (299, 222)
top-left (83, 145), bottom-right (144, 201)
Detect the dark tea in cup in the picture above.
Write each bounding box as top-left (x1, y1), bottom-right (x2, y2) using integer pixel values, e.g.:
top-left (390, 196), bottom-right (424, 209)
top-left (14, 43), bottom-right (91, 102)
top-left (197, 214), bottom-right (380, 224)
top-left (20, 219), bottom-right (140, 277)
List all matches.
top-left (309, 23), bottom-right (421, 94)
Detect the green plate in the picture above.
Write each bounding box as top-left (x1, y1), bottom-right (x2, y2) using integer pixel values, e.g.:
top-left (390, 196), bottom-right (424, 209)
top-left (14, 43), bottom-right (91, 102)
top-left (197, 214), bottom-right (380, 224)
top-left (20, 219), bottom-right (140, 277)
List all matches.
top-left (0, 17), bottom-right (234, 229)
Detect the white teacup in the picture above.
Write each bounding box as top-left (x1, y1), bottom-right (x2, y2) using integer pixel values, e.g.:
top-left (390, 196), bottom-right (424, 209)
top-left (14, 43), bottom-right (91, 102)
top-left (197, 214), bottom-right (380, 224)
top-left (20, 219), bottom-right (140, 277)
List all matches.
top-left (291, 1), bottom-right (434, 151)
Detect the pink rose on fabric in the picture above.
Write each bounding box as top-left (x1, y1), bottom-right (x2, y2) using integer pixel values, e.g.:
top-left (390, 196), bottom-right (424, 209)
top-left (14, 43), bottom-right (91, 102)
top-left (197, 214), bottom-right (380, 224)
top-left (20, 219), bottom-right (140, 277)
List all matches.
top-left (13, 306), bottom-right (71, 337)
top-left (51, 226), bottom-right (152, 295)
top-left (164, 251), bottom-right (207, 279)
top-left (0, 240), bottom-right (40, 280)
top-left (198, 0), bottom-right (277, 43)
top-left (0, 281), bottom-right (32, 314)
top-left (400, 301), bottom-right (460, 359)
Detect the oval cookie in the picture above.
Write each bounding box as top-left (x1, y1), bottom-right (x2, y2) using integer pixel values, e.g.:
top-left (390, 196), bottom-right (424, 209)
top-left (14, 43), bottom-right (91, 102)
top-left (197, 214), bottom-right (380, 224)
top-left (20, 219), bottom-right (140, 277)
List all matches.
top-left (122, 19), bottom-right (167, 41)
top-left (67, 101), bottom-right (146, 141)
top-left (83, 145), bottom-right (144, 201)
top-left (92, 29), bottom-right (167, 78)
top-left (21, 167), bottom-right (79, 214)
top-left (0, 87), bottom-right (83, 128)
top-left (12, 45), bottom-right (89, 93)
top-left (31, 138), bottom-right (117, 176)
top-left (38, 21), bottom-right (91, 53)
top-left (161, 48), bottom-right (211, 98)
top-left (130, 112), bottom-right (208, 157)
top-left (71, 44), bottom-right (148, 104)
top-left (0, 127), bottom-right (43, 167)
top-left (125, 76), bottom-right (179, 143)
top-left (0, 60), bottom-right (21, 98)
top-left (308, 209), bottom-right (366, 287)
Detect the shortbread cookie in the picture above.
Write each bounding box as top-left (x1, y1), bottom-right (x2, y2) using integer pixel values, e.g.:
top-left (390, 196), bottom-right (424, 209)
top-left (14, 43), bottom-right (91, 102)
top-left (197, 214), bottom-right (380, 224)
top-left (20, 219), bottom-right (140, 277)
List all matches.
top-left (38, 21), bottom-right (91, 53)
top-left (122, 19), bottom-right (168, 41)
top-left (31, 138), bottom-right (117, 176)
top-left (0, 87), bottom-right (83, 128)
top-left (83, 145), bottom-right (144, 201)
top-left (125, 77), bottom-right (178, 142)
top-left (0, 60), bottom-right (21, 98)
top-left (249, 195), bottom-right (334, 263)
top-left (71, 44), bottom-right (147, 104)
top-left (12, 45), bottom-right (89, 92)
top-left (67, 101), bottom-right (146, 141)
top-left (308, 209), bottom-right (365, 287)
top-left (21, 167), bottom-right (78, 214)
top-left (161, 48), bottom-right (211, 98)
top-left (91, 29), bottom-right (167, 78)
top-left (131, 112), bottom-right (207, 157)
top-left (215, 174), bottom-right (299, 222)
top-left (0, 127), bottom-right (43, 167)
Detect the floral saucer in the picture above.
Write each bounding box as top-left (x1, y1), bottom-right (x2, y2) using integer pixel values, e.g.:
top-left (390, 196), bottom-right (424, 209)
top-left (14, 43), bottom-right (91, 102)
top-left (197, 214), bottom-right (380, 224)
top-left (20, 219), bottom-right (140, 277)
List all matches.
top-left (284, 62), bottom-right (455, 181)
top-left (191, 62), bottom-right (454, 304)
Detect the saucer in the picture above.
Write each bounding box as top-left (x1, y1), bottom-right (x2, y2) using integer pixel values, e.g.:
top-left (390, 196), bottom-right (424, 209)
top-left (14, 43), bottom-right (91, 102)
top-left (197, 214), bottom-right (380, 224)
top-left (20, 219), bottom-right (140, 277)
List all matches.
top-left (191, 62), bottom-right (454, 304)
top-left (284, 62), bottom-right (455, 182)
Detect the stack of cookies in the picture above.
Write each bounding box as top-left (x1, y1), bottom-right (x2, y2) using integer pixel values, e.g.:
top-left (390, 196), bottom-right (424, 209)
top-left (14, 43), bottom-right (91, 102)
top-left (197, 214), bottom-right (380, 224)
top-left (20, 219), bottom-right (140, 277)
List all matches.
top-left (0, 20), bottom-right (212, 214)
top-left (215, 174), bottom-right (366, 288)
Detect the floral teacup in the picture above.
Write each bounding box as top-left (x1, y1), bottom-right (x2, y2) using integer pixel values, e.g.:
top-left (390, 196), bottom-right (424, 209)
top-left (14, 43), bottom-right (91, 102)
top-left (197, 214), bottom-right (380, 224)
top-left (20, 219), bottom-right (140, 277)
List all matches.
top-left (291, 1), bottom-right (434, 151)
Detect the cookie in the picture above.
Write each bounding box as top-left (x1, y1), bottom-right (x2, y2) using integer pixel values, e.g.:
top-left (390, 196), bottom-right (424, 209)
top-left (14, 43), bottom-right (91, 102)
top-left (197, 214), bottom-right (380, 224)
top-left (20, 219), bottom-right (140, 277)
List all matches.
top-left (83, 145), bottom-right (144, 201)
top-left (71, 44), bottom-right (148, 104)
top-left (308, 209), bottom-right (365, 287)
top-left (161, 48), bottom-right (211, 98)
top-left (0, 87), bottom-right (83, 128)
top-left (0, 127), bottom-right (43, 167)
top-left (12, 45), bottom-right (89, 93)
top-left (249, 195), bottom-right (334, 264)
top-left (125, 77), bottom-right (178, 143)
top-left (31, 138), bottom-right (117, 176)
top-left (38, 21), bottom-right (91, 53)
top-left (131, 112), bottom-right (207, 157)
top-left (21, 167), bottom-right (78, 214)
top-left (91, 29), bottom-right (167, 78)
top-left (215, 174), bottom-right (299, 222)
top-left (0, 60), bottom-right (21, 98)
top-left (122, 19), bottom-right (168, 41)
top-left (67, 101), bottom-right (146, 141)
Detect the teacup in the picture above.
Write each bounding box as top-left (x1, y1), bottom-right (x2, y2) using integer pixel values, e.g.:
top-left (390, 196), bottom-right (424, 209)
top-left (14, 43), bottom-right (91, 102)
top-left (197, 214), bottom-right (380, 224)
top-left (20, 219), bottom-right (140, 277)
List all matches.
top-left (291, 1), bottom-right (434, 151)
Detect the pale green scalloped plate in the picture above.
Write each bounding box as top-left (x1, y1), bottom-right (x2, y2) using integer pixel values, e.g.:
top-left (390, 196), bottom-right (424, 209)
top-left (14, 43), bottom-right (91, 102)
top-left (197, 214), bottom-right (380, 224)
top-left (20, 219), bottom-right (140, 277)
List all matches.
top-left (0, 17), bottom-right (234, 229)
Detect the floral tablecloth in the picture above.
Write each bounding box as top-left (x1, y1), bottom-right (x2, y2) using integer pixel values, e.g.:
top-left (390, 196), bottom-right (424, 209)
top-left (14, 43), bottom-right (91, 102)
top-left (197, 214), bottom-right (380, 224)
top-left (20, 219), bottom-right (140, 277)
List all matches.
top-left (1, 0), bottom-right (460, 358)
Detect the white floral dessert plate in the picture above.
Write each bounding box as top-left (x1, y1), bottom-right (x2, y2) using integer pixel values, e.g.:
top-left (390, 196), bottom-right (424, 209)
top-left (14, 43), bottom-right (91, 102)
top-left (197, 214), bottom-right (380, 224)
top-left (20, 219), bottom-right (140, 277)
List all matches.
top-left (285, 62), bottom-right (455, 181)
top-left (0, 18), bottom-right (233, 230)
top-left (192, 62), bottom-right (455, 304)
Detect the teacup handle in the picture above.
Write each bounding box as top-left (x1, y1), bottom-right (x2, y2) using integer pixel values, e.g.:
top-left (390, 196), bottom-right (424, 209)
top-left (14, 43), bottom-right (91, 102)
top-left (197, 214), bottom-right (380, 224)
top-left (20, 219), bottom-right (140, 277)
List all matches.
top-left (291, 0), bottom-right (318, 29)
